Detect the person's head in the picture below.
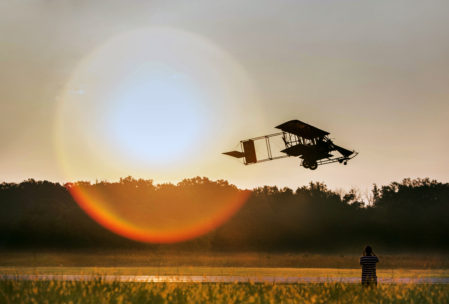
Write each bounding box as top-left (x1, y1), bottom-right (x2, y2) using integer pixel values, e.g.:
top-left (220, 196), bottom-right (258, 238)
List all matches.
top-left (364, 245), bottom-right (373, 256)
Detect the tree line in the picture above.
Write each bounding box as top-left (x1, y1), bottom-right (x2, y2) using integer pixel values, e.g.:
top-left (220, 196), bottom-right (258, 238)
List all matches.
top-left (0, 177), bottom-right (448, 252)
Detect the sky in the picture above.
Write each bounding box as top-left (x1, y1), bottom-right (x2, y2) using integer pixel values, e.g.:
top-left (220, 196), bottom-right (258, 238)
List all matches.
top-left (1, 0), bottom-right (449, 194)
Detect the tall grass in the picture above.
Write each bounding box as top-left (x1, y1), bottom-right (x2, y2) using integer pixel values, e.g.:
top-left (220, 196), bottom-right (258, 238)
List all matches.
top-left (1, 280), bottom-right (448, 304)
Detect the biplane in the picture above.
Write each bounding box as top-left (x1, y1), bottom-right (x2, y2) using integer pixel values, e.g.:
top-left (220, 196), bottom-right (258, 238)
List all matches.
top-left (223, 119), bottom-right (358, 170)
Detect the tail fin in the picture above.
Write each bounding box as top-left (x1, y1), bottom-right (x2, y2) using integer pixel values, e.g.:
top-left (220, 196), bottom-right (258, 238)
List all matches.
top-left (223, 139), bottom-right (258, 164)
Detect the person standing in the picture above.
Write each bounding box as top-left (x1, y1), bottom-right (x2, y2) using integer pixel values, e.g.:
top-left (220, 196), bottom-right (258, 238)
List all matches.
top-left (360, 245), bottom-right (379, 286)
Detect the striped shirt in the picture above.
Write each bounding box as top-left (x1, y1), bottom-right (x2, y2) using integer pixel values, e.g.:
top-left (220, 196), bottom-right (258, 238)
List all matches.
top-left (360, 255), bottom-right (379, 284)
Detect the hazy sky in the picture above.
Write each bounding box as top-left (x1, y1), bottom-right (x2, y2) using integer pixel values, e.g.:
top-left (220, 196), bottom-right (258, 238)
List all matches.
top-left (1, 0), bottom-right (448, 193)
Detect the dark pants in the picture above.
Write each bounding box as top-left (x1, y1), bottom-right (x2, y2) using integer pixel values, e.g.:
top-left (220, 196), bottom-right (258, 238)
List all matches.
top-left (362, 276), bottom-right (377, 286)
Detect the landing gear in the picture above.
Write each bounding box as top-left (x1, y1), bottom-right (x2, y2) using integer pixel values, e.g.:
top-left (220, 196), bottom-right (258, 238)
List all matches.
top-left (339, 158), bottom-right (348, 165)
top-left (302, 159), bottom-right (318, 170)
top-left (303, 160), bottom-right (310, 169)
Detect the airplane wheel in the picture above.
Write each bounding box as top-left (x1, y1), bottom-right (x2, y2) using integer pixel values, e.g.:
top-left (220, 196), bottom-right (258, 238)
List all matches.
top-left (302, 160), bottom-right (310, 168)
top-left (309, 162), bottom-right (318, 170)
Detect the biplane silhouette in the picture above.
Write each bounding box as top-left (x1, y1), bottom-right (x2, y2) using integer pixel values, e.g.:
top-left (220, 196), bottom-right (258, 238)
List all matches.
top-left (223, 119), bottom-right (358, 170)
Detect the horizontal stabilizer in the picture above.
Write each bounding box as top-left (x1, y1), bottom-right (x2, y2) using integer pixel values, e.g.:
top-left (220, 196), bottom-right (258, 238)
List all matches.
top-left (223, 140), bottom-right (258, 164)
top-left (223, 151), bottom-right (246, 158)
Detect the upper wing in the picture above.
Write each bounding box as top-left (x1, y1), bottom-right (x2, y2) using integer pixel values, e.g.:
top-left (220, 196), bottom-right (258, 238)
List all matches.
top-left (275, 120), bottom-right (329, 139)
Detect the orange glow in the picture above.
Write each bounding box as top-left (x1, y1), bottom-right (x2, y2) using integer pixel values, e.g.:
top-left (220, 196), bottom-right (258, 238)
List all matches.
top-left (67, 182), bottom-right (250, 243)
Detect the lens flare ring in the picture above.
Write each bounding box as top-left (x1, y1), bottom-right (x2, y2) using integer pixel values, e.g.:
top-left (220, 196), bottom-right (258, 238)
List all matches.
top-left (68, 184), bottom-right (250, 243)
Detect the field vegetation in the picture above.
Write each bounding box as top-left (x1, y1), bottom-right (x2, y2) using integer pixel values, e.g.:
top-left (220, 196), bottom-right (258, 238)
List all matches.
top-left (2, 266), bottom-right (448, 281)
top-left (2, 280), bottom-right (449, 304)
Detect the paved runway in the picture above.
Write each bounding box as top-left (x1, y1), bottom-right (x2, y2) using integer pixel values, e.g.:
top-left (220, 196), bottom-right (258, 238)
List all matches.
top-left (2, 274), bottom-right (448, 284)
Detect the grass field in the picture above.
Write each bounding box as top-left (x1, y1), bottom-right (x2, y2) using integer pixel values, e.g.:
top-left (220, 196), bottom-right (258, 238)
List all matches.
top-left (2, 251), bottom-right (448, 303)
top-left (1, 280), bottom-right (449, 304)
top-left (1, 266), bottom-right (448, 280)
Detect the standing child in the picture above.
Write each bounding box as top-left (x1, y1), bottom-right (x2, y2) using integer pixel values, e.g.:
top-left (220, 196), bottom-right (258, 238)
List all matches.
top-left (360, 245), bottom-right (379, 286)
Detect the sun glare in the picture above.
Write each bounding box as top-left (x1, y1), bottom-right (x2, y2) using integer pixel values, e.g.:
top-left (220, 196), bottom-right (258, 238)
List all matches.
top-left (54, 27), bottom-right (260, 243)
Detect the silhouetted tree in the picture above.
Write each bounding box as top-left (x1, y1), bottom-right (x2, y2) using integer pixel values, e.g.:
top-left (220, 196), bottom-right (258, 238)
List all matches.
top-left (0, 177), bottom-right (448, 251)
